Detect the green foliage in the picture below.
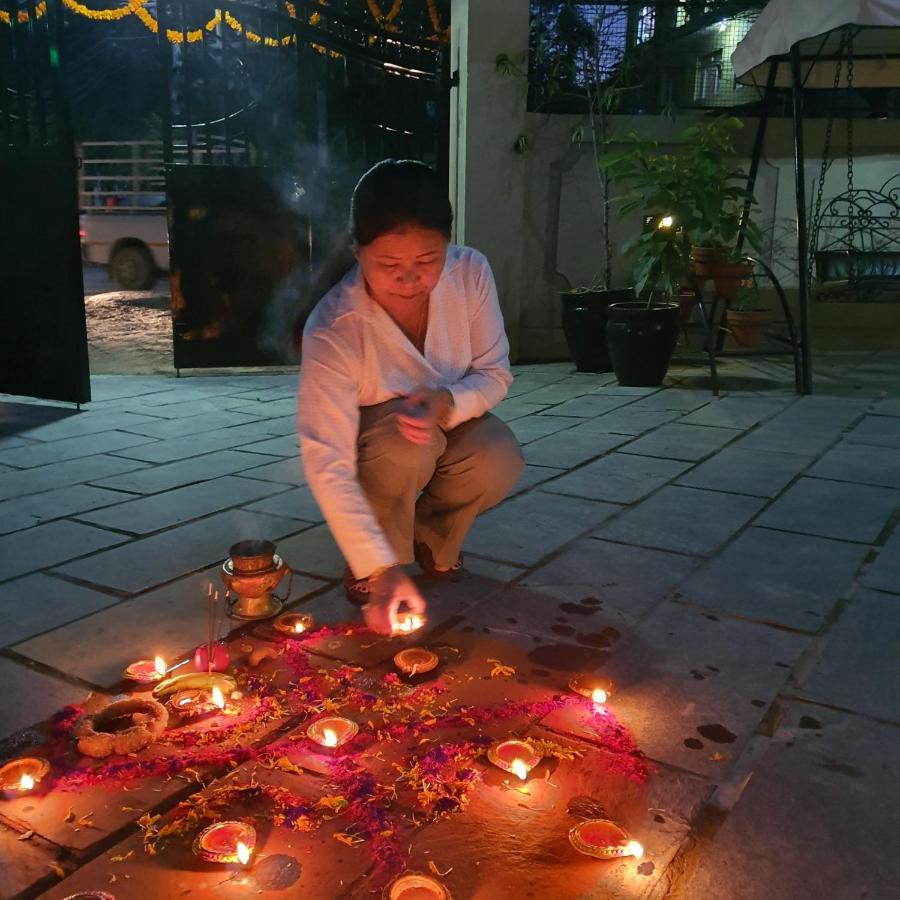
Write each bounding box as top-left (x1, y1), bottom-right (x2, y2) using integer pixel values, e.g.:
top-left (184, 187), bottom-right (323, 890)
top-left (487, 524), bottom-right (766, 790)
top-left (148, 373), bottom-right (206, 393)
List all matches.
top-left (730, 279), bottom-right (764, 311)
top-left (598, 116), bottom-right (763, 298)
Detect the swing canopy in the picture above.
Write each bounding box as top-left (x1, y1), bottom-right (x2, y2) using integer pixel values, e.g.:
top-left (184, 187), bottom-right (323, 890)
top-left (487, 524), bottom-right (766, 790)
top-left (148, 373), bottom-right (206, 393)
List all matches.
top-left (731, 0), bottom-right (900, 89)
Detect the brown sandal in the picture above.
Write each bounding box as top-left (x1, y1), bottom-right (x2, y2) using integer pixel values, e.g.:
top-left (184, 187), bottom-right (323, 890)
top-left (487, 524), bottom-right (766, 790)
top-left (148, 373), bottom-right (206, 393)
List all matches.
top-left (414, 541), bottom-right (463, 582)
top-left (343, 566), bottom-right (374, 607)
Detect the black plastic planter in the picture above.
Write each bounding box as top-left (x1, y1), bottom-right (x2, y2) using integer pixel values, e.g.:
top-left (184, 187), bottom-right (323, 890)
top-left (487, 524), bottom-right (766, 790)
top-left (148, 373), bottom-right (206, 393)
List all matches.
top-left (560, 288), bottom-right (634, 373)
top-left (606, 301), bottom-right (680, 387)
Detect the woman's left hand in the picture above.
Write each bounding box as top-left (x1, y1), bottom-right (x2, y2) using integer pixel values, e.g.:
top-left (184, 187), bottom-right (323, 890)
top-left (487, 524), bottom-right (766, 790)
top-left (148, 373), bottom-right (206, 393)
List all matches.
top-left (396, 387), bottom-right (453, 444)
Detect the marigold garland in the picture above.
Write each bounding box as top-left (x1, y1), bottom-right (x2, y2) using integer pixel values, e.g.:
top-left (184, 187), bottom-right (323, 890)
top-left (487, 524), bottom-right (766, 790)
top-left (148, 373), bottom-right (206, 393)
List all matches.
top-left (0, 1), bottom-right (47, 25)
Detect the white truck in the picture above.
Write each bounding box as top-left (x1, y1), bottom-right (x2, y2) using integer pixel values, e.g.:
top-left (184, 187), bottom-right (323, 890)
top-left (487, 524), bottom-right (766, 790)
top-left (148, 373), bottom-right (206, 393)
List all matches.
top-left (78, 141), bottom-right (170, 290)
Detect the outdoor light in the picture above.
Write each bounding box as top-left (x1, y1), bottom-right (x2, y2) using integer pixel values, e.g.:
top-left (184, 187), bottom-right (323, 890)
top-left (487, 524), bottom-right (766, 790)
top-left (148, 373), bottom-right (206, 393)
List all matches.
top-left (716, 19), bottom-right (728, 32)
top-left (658, 215), bottom-right (674, 229)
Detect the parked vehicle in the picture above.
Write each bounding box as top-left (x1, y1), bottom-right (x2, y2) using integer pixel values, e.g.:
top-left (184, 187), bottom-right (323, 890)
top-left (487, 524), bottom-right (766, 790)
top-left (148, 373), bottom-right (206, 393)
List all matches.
top-left (78, 141), bottom-right (169, 290)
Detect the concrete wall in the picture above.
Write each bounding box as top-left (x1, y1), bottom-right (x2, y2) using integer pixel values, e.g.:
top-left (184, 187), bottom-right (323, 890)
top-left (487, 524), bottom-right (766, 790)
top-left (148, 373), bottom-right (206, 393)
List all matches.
top-left (451, 1), bottom-right (900, 362)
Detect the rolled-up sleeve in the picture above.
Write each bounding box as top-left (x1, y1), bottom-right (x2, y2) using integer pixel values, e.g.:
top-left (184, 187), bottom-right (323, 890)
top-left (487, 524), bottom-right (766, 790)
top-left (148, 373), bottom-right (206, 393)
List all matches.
top-left (297, 330), bottom-right (398, 579)
top-left (442, 256), bottom-right (513, 429)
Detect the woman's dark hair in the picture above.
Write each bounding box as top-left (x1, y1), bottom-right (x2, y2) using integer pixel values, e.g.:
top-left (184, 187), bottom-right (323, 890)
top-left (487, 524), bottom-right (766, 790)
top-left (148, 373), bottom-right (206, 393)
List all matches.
top-left (350, 159), bottom-right (453, 245)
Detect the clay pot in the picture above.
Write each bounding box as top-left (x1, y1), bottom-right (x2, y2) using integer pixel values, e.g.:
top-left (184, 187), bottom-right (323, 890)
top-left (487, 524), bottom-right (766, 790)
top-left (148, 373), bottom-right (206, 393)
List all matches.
top-left (689, 245), bottom-right (728, 277)
top-left (712, 260), bottom-right (753, 302)
top-left (726, 309), bottom-right (770, 347)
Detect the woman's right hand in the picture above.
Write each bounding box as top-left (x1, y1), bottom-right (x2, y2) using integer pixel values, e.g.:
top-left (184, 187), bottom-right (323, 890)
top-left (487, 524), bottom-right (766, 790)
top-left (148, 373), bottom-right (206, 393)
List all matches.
top-left (362, 566), bottom-right (427, 635)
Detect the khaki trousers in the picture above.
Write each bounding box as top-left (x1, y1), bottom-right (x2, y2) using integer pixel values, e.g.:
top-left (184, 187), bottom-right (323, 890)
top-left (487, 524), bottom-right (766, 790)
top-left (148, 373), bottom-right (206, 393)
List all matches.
top-left (356, 399), bottom-right (525, 569)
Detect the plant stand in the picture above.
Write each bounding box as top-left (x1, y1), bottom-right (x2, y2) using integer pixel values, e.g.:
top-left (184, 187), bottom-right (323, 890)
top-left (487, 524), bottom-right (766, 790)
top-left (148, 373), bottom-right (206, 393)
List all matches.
top-left (681, 256), bottom-right (806, 395)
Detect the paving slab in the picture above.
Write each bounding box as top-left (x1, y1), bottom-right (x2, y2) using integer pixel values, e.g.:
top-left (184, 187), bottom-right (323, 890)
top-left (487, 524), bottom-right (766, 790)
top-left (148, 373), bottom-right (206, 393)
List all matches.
top-left (237, 455), bottom-right (308, 486)
top-left (543, 452), bottom-right (691, 504)
top-left (675, 445), bottom-right (813, 498)
top-left (629, 389), bottom-right (713, 412)
top-left (0, 822), bottom-right (61, 900)
top-left (14, 410), bottom-right (163, 441)
top-left (0, 656), bottom-right (87, 737)
top-left (522, 427), bottom-right (629, 468)
top-left (729, 422), bottom-right (840, 456)
top-left (859, 524), bottom-right (900, 595)
top-left (785, 394), bottom-right (870, 426)
top-left (756, 476), bottom-right (900, 543)
top-left (508, 463), bottom-right (565, 496)
top-left (115, 408), bottom-right (262, 438)
top-left (76, 475), bottom-right (290, 535)
top-left (808, 439), bottom-right (900, 489)
top-left (465, 490), bottom-right (620, 566)
top-left (678, 396), bottom-right (791, 430)
top-left (573, 405), bottom-right (681, 436)
top-left (508, 413), bottom-right (576, 444)
top-left (241, 484), bottom-right (324, 523)
top-left (535, 393), bottom-right (635, 418)
top-left (52, 510), bottom-right (311, 594)
top-left (681, 705), bottom-right (900, 900)
top-left (519, 537), bottom-right (701, 622)
top-left (237, 434), bottom-right (301, 457)
top-left (108, 422), bottom-right (286, 464)
top-left (89, 448), bottom-right (282, 494)
top-left (0, 574), bottom-right (123, 646)
top-left (872, 397), bottom-right (900, 417)
top-left (845, 413), bottom-right (900, 450)
top-left (618, 423), bottom-right (740, 462)
top-left (0, 520), bottom-right (128, 583)
top-left (595, 485), bottom-right (765, 557)
top-left (797, 588), bottom-right (900, 722)
top-left (0, 483), bottom-right (129, 535)
top-left (677, 527), bottom-right (869, 630)
top-left (0, 430), bottom-right (156, 470)
top-left (275, 523), bottom-right (346, 579)
top-left (14, 566), bottom-right (326, 688)
top-left (0, 453), bottom-right (148, 502)
top-left (491, 397), bottom-right (554, 421)
top-left (542, 602), bottom-right (808, 778)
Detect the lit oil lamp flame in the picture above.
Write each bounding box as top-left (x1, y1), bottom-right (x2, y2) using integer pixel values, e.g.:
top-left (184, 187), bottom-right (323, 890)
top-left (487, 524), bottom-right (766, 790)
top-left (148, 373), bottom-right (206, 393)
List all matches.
top-left (294, 621), bottom-right (305, 634)
top-left (236, 841), bottom-right (251, 866)
top-left (322, 727), bottom-right (338, 748)
top-left (510, 758), bottom-right (528, 781)
top-left (19, 773), bottom-right (35, 791)
top-left (211, 686), bottom-right (225, 709)
top-left (592, 687), bottom-right (607, 707)
top-left (154, 656), bottom-right (166, 677)
top-left (624, 840), bottom-right (644, 859)
top-left (396, 614), bottom-right (423, 634)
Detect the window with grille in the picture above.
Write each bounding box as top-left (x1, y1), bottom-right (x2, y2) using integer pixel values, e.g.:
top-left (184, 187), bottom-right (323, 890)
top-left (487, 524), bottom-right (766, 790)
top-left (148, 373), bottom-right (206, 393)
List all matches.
top-left (695, 48), bottom-right (723, 101)
top-left (636, 5), bottom-right (655, 43)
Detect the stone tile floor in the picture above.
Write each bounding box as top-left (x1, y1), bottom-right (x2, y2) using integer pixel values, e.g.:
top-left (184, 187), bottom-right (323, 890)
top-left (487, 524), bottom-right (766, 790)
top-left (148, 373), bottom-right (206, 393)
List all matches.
top-left (0, 351), bottom-right (898, 899)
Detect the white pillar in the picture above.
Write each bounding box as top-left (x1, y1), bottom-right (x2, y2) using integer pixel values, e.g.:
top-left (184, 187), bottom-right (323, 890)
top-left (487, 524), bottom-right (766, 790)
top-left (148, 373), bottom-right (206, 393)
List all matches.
top-left (450, 0), bottom-right (531, 361)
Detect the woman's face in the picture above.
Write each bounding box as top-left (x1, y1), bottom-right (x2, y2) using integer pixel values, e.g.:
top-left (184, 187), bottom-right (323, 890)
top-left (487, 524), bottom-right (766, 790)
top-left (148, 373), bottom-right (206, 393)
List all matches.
top-left (355, 225), bottom-right (447, 308)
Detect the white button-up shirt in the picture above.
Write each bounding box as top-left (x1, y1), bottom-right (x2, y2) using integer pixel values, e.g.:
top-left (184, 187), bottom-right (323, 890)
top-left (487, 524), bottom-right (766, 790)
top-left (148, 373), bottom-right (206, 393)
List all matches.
top-left (297, 245), bottom-right (512, 578)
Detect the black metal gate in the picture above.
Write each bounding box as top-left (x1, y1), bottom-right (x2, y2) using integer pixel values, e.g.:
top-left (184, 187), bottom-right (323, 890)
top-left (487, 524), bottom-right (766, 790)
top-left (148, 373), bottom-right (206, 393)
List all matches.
top-left (157, 0), bottom-right (448, 369)
top-left (0, 0), bottom-right (90, 403)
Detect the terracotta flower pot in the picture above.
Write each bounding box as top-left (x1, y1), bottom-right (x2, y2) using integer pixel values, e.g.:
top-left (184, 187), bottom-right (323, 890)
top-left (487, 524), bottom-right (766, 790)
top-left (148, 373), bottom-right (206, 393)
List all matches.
top-left (712, 260), bottom-right (753, 302)
top-left (689, 245), bottom-right (727, 277)
top-left (726, 309), bottom-right (770, 347)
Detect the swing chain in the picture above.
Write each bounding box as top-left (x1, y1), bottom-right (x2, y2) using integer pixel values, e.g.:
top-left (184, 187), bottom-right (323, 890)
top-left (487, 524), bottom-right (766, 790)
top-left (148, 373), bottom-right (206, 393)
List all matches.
top-left (846, 31), bottom-right (855, 199)
top-left (807, 43), bottom-right (844, 286)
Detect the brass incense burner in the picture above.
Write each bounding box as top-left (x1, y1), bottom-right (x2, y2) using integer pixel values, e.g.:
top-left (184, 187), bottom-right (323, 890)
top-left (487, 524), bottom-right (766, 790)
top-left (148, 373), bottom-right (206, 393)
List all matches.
top-left (221, 539), bottom-right (292, 620)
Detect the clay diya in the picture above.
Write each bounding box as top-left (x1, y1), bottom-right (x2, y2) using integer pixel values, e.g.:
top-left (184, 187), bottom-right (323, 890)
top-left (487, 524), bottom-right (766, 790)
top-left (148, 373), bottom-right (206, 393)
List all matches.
top-left (568, 819), bottom-right (644, 860)
top-left (167, 688), bottom-right (219, 719)
top-left (192, 820), bottom-right (256, 864)
top-left (75, 698), bottom-right (168, 759)
top-left (568, 674), bottom-right (613, 706)
top-left (123, 656), bottom-right (167, 684)
top-left (393, 613), bottom-right (425, 636)
top-left (273, 611), bottom-right (314, 635)
top-left (393, 647), bottom-right (439, 677)
top-left (0, 757), bottom-right (49, 795)
top-left (307, 716), bottom-right (359, 749)
top-left (62, 893), bottom-right (117, 900)
top-left (486, 740), bottom-right (541, 780)
top-left (383, 871), bottom-right (452, 899)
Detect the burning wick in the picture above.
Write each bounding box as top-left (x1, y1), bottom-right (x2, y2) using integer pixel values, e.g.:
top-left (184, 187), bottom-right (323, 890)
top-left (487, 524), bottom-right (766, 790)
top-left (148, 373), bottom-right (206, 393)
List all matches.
top-left (592, 687), bottom-right (607, 709)
top-left (624, 840), bottom-right (644, 859)
top-left (395, 614), bottom-right (423, 635)
top-left (236, 841), bottom-right (251, 866)
top-left (322, 728), bottom-right (338, 748)
top-left (294, 621), bottom-right (305, 634)
top-left (154, 656), bottom-right (166, 677)
top-left (211, 686), bottom-right (226, 710)
top-left (19, 774), bottom-right (35, 791)
top-left (510, 758), bottom-right (528, 781)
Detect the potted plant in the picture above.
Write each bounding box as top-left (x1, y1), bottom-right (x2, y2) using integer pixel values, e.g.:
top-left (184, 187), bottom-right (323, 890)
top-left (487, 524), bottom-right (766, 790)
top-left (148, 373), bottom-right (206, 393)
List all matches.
top-left (497, 1), bottom-right (635, 372)
top-left (599, 117), bottom-right (762, 301)
top-left (604, 215), bottom-right (688, 386)
top-left (726, 278), bottom-right (770, 348)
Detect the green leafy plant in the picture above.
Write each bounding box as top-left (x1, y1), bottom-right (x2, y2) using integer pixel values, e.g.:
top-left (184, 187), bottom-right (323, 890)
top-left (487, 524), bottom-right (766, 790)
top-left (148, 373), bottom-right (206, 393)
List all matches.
top-left (730, 278), bottom-right (766, 311)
